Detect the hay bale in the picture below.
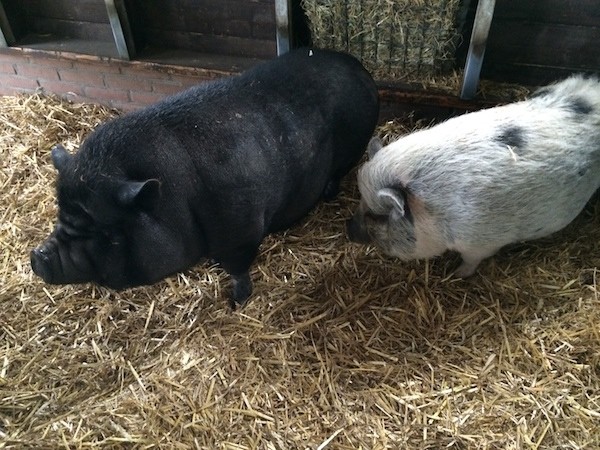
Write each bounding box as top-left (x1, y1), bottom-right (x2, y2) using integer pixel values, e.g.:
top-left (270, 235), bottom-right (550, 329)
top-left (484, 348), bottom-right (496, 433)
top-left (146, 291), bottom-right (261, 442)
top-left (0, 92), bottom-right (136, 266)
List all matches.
top-left (2, 94), bottom-right (600, 448)
top-left (302, 0), bottom-right (464, 81)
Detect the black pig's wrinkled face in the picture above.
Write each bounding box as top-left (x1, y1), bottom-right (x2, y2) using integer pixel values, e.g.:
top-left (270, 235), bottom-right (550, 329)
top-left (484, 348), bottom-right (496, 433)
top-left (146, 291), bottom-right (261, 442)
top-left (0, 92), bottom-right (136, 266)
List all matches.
top-left (31, 145), bottom-right (189, 290)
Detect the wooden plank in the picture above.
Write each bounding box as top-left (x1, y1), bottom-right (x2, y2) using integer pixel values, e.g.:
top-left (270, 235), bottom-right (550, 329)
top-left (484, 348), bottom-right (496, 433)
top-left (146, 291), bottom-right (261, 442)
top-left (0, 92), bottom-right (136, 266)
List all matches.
top-left (485, 22), bottom-right (600, 71)
top-left (16, 34), bottom-right (120, 57)
top-left (26, 16), bottom-right (114, 41)
top-left (143, 28), bottom-right (276, 59)
top-left (481, 62), bottom-right (595, 86)
top-left (480, 0), bottom-right (600, 86)
top-left (493, 0), bottom-right (600, 27)
top-left (139, 1), bottom-right (254, 27)
top-left (378, 86), bottom-right (499, 112)
top-left (130, 0), bottom-right (276, 58)
top-left (21, 0), bottom-right (109, 24)
top-left (137, 1), bottom-right (273, 33)
top-left (141, 14), bottom-right (254, 39)
top-left (135, 2), bottom-right (186, 30)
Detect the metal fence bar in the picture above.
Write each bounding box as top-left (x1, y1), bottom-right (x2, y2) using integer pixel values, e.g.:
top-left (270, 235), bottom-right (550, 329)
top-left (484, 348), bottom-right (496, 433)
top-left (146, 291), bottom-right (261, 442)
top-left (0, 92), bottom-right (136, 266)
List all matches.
top-left (105, 0), bottom-right (135, 60)
top-left (460, 0), bottom-right (496, 99)
top-left (0, 0), bottom-right (15, 47)
top-left (275, 0), bottom-right (291, 55)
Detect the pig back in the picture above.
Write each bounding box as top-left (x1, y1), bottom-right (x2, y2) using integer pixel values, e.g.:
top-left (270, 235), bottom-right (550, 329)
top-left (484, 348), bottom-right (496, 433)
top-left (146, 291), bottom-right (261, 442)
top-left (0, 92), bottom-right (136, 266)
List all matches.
top-left (145, 48), bottom-right (378, 234)
top-left (34, 49), bottom-right (379, 297)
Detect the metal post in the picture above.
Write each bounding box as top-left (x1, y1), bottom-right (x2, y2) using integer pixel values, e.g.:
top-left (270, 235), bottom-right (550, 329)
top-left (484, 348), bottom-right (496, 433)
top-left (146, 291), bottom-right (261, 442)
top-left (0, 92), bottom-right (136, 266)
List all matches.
top-left (460, 0), bottom-right (496, 99)
top-left (0, 0), bottom-right (15, 47)
top-left (275, 0), bottom-right (291, 55)
top-left (105, 0), bottom-right (136, 60)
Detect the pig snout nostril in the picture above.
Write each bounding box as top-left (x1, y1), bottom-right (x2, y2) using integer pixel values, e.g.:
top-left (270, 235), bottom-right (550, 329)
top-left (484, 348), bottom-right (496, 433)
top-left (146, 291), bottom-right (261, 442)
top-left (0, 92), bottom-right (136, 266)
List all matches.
top-left (30, 247), bottom-right (51, 280)
top-left (31, 248), bottom-right (42, 267)
top-left (32, 246), bottom-right (50, 261)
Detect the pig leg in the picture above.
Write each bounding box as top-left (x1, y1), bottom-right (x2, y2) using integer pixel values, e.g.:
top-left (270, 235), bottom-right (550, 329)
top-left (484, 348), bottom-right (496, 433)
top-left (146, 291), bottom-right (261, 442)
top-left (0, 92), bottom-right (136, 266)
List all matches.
top-left (217, 243), bottom-right (260, 309)
top-left (322, 179), bottom-right (340, 201)
top-left (230, 272), bottom-right (252, 309)
top-left (455, 245), bottom-right (502, 278)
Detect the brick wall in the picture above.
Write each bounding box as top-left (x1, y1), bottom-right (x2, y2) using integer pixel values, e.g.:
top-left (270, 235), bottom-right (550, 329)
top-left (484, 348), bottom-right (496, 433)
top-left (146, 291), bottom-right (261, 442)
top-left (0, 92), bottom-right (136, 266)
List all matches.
top-left (0, 47), bottom-right (236, 112)
top-left (0, 46), bottom-right (492, 123)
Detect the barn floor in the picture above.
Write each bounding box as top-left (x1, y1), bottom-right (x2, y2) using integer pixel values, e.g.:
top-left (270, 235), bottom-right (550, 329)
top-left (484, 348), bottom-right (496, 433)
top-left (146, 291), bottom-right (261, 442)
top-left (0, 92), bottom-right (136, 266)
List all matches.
top-left (1, 94), bottom-right (599, 449)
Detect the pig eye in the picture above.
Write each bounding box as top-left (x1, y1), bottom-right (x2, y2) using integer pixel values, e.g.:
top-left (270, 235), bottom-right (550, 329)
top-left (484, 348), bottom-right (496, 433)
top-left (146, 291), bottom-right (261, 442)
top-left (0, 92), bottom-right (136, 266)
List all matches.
top-left (365, 211), bottom-right (388, 224)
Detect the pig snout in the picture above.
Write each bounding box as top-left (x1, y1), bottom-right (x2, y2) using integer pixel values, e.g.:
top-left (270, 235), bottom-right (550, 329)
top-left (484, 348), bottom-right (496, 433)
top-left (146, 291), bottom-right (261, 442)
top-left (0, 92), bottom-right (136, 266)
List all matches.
top-left (346, 216), bottom-right (371, 244)
top-left (30, 244), bottom-right (58, 284)
top-left (30, 237), bottom-right (95, 286)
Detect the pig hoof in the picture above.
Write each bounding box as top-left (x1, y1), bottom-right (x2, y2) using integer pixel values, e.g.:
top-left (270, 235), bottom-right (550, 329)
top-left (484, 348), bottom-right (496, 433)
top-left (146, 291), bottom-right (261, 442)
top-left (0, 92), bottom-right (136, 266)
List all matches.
top-left (322, 180), bottom-right (340, 201)
top-left (230, 273), bottom-right (253, 309)
top-left (455, 248), bottom-right (500, 278)
top-left (454, 263), bottom-right (477, 279)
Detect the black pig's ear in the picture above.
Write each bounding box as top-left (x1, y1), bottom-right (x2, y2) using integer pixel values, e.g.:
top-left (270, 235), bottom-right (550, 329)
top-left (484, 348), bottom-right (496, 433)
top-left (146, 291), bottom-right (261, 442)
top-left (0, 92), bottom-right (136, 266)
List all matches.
top-left (51, 144), bottom-right (72, 172)
top-left (117, 179), bottom-right (161, 208)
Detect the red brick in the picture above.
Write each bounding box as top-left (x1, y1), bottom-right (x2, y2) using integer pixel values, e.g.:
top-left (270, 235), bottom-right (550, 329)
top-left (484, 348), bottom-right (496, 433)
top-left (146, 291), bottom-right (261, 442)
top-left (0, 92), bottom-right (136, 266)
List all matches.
top-left (0, 51), bottom-right (28, 65)
top-left (151, 80), bottom-right (187, 96)
top-left (72, 59), bottom-right (123, 75)
top-left (27, 54), bottom-right (74, 71)
top-left (110, 101), bottom-right (143, 113)
top-left (0, 74), bottom-right (40, 91)
top-left (168, 73), bottom-right (205, 89)
top-left (0, 61), bottom-right (15, 74)
top-left (83, 86), bottom-right (130, 103)
top-left (0, 85), bottom-right (16, 95)
top-left (15, 63), bottom-right (59, 80)
top-left (119, 64), bottom-right (178, 80)
top-left (59, 69), bottom-right (105, 87)
top-left (129, 90), bottom-right (167, 105)
top-left (104, 74), bottom-right (151, 92)
top-left (38, 79), bottom-right (85, 97)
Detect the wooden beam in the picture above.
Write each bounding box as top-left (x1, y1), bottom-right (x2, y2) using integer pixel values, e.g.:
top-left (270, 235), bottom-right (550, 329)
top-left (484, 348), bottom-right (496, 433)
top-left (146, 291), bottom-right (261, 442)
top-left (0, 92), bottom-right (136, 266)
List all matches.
top-left (378, 86), bottom-right (498, 112)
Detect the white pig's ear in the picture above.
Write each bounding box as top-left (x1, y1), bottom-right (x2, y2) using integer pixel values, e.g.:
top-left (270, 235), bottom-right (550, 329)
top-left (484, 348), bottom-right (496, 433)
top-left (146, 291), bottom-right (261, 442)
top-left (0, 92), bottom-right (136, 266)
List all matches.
top-left (377, 187), bottom-right (409, 221)
top-left (51, 144), bottom-right (72, 172)
top-left (117, 179), bottom-right (161, 208)
top-left (367, 137), bottom-right (383, 159)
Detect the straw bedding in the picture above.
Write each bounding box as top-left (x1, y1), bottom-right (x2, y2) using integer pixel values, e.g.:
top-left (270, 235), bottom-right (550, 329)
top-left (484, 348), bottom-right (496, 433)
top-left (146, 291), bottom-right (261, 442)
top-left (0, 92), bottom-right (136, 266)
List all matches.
top-left (1, 94), bottom-right (600, 449)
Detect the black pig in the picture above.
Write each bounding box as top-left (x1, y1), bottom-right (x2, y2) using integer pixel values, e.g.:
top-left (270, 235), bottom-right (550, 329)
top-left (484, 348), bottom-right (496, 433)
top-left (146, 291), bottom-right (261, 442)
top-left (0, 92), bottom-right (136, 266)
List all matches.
top-left (30, 48), bottom-right (380, 307)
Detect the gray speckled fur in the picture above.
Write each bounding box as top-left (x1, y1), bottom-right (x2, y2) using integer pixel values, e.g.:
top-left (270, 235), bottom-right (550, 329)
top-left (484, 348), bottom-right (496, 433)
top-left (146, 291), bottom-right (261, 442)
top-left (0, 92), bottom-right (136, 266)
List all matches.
top-left (350, 75), bottom-right (600, 276)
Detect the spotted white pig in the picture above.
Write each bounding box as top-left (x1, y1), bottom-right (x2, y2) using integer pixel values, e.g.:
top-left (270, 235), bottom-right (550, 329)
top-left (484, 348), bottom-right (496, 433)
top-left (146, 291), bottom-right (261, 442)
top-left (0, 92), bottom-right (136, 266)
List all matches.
top-left (347, 75), bottom-right (600, 277)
